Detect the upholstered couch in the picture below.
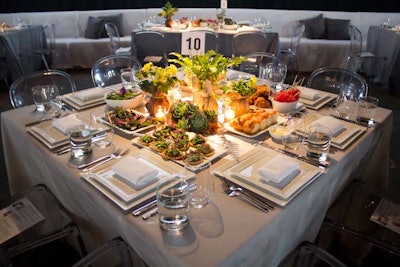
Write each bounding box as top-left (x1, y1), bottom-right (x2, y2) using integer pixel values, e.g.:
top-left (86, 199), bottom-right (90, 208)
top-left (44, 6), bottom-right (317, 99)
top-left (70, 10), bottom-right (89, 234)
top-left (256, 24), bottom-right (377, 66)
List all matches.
top-left (1, 8), bottom-right (399, 72)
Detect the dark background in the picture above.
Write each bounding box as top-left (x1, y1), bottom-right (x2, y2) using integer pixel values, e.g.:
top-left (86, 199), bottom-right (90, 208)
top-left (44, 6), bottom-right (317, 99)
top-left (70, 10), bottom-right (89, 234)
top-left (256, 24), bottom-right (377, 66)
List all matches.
top-left (1, 0), bottom-right (399, 13)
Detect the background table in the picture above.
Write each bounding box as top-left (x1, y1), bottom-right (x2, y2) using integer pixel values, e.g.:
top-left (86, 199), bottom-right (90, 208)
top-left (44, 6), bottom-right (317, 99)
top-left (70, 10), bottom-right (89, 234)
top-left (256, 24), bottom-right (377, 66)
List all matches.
top-left (132, 27), bottom-right (280, 58)
top-left (1, 99), bottom-right (392, 266)
top-left (366, 26), bottom-right (400, 95)
top-left (0, 25), bottom-right (43, 83)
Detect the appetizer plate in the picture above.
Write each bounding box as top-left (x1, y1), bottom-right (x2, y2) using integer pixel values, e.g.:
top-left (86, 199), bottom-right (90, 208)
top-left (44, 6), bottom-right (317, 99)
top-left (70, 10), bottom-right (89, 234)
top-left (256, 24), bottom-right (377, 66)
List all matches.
top-left (132, 131), bottom-right (228, 171)
top-left (224, 122), bottom-right (275, 138)
top-left (82, 149), bottom-right (194, 212)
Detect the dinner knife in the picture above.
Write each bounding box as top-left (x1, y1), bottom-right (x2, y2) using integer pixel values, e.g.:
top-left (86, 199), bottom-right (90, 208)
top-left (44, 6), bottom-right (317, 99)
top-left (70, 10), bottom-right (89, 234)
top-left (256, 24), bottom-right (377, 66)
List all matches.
top-left (279, 148), bottom-right (329, 169)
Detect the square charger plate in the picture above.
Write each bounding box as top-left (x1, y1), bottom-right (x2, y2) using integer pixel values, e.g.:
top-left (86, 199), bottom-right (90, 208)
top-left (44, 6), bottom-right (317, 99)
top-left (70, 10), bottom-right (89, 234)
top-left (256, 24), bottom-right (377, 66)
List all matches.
top-left (81, 149), bottom-right (194, 212)
top-left (61, 92), bottom-right (105, 111)
top-left (213, 146), bottom-right (323, 207)
top-left (297, 87), bottom-right (337, 110)
top-left (299, 112), bottom-right (367, 150)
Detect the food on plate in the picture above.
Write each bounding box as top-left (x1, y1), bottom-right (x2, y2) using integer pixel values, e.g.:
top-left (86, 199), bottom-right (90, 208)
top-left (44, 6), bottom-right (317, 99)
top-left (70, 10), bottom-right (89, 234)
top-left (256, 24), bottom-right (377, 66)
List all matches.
top-left (106, 107), bottom-right (157, 131)
top-left (273, 88), bottom-right (301, 103)
top-left (185, 152), bottom-right (204, 165)
top-left (195, 143), bottom-right (215, 157)
top-left (149, 140), bottom-right (169, 153)
top-left (174, 137), bottom-right (190, 151)
top-left (190, 134), bottom-right (207, 146)
top-left (162, 147), bottom-right (184, 160)
top-left (230, 109), bottom-right (277, 135)
top-left (153, 125), bottom-right (174, 139)
top-left (105, 88), bottom-right (141, 100)
top-left (247, 84), bottom-right (272, 108)
top-left (138, 134), bottom-right (156, 146)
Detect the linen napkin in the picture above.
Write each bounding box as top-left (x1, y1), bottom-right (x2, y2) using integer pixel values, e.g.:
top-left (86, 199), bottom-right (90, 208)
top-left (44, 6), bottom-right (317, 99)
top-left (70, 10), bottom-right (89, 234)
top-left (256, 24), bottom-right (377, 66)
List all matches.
top-left (311, 116), bottom-right (345, 137)
top-left (74, 88), bottom-right (105, 101)
top-left (257, 155), bottom-right (300, 184)
top-left (51, 115), bottom-right (83, 135)
top-left (112, 156), bottom-right (159, 190)
top-left (297, 86), bottom-right (321, 100)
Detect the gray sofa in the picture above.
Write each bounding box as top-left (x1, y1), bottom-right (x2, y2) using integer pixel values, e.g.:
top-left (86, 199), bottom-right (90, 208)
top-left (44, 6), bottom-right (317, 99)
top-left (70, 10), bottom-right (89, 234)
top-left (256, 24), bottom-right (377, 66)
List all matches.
top-left (1, 8), bottom-right (399, 72)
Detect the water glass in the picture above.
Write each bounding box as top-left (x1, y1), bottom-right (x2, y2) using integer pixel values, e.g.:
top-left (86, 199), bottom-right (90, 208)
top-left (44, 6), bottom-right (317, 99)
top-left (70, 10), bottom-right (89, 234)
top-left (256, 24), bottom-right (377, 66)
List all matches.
top-left (67, 123), bottom-right (93, 158)
top-left (334, 87), bottom-right (357, 120)
top-left (185, 156), bottom-right (213, 209)
top-left (120, 68), bottom-right (137, 91)
top-left (32, 85), bottom-right (59, 112)
top-left (282, 133), bottom-right (302, 151)
top-left (357, 96), bottom-right (379, 125)
top-left (307, 125), bottom-right (331, 161)
top-left (90, 110), bottom-right (114, 148)
top-left (157, 176), bottom-right (190, 231)
top-left (264, 63), bottom-right (287, 92)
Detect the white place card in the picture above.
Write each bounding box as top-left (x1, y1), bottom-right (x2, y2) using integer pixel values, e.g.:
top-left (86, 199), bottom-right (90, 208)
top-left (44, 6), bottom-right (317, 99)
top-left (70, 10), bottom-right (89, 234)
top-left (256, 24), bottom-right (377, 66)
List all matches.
top-left (181, 31), bottom-right (206, 56)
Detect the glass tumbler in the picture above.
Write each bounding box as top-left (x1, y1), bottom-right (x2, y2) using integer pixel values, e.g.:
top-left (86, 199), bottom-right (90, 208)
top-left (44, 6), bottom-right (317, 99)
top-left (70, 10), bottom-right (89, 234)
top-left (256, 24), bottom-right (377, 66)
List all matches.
top-left (90, 110), bottom-right (114, 148)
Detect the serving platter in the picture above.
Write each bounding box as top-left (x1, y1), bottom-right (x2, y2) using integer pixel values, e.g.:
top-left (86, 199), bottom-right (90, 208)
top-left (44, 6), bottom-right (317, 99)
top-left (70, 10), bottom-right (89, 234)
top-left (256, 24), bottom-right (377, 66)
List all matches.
top-left (81, 149), bottom-right (194, 212)
top-left (213, 146), bottom-right (323, 207)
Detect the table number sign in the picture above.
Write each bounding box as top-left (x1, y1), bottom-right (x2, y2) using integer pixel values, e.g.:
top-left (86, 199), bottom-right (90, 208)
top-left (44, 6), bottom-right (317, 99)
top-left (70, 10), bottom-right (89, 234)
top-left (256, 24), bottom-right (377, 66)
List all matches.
top-left (181, 31), bottom-right (206, 56)
top-left (221, 0), bottom-right (228, 9)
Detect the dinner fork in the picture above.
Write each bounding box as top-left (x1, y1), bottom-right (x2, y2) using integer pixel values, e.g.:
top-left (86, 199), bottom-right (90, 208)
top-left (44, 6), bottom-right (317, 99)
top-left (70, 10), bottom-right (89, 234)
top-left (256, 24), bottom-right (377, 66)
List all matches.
top-left (219, 134), bottom-right (240, 162)
top-left (221, 182), bottom-right (269, 213)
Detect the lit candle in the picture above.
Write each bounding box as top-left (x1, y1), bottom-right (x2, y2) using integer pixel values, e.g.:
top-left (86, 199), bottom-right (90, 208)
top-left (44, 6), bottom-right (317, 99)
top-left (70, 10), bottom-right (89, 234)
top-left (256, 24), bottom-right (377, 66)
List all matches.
top-left (155, 106), bottom-right (165, 122)
top-left (224, 106), bottom-right (235, 122)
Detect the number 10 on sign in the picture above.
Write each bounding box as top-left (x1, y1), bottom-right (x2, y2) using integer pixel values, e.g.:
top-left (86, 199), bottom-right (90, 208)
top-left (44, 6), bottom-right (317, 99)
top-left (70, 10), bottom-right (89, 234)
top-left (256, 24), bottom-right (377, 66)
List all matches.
top-left (181, 32), bottom-right (206, 56)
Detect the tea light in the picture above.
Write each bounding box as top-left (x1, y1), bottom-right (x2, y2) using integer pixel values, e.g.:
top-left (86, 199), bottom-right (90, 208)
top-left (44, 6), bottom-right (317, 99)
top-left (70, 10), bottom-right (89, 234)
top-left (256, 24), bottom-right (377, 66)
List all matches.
top-left (155, 106), bottom-right (166, 122)
top-left (224, 106), bottom-right (235, 122)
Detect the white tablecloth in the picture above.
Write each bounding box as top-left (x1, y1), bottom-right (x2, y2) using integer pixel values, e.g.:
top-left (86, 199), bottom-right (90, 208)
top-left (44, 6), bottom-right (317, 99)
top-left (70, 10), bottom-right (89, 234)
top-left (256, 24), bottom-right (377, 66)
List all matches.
top-left (1, 98), bottom-right (392, 266)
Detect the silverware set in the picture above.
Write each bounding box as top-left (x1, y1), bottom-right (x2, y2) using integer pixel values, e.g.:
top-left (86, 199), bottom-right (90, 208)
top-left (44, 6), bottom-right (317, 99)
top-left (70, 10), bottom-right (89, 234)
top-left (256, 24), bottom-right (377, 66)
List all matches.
top-left (79, 148), bottom-right (130, 172)
top-left (220, 177), bottom-right (274, 212)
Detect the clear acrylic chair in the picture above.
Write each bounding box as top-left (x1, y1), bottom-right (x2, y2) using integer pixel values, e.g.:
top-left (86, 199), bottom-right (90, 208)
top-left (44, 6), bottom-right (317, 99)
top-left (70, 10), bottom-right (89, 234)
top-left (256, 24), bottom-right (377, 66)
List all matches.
top-left (9, 69), bottom-right (77, 108)
top-left (91, 55), bottom-right (142, 87)
top-left (104, 22), bottom-right (131, 56)
top-left (232, 32), bottom-right (269, 58)
top-left (72, 237), bottom-right (146, 267)
top-left (278, 241), bottom-right (347, 267)
top-left (238, 52), bottom-right (283, 78)
top-left (344, 25), bottom-right (387, 77)
top-left (316, 181), bottom-right (400, 266)
top-left (306, 67), bottom-right (368, 100)
top-left (0, 184), bottom-right (87, 266)
top-left (33, 24), bottom-right (56, 70)
top-left (279, 22), bottom-right (305, 76)
top-left (132, 30), bottom-right (167, 67)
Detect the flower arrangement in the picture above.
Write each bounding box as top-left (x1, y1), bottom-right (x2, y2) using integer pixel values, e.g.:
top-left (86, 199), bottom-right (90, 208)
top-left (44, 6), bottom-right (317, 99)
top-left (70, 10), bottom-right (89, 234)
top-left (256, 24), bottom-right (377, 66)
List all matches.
top-left (158, 1), bottom-right (179, 20)
top-left (223, 76), bottom-right (257, 97)
top-left (169, 50), bottom-right (246, 88)
top-left (135, 62), bottom-right (179, 95)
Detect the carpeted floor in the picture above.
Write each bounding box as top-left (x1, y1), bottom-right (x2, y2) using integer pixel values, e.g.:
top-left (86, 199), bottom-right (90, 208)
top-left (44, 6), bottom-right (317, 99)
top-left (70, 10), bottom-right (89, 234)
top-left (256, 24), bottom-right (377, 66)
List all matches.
top-left (0, 68), bottom-right (399, 201)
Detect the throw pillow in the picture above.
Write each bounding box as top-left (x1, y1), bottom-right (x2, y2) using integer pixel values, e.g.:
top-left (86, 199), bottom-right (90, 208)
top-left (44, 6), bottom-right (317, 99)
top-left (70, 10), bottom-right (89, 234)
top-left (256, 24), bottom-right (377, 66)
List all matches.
top-left (84, 13), bottom-right (124, 39)
top-left (84, 16), bottom-right (105, 39)
top-left (324, 18), bottom-right (351, 40)
top-left (299, 14), bottom-right (325, 39)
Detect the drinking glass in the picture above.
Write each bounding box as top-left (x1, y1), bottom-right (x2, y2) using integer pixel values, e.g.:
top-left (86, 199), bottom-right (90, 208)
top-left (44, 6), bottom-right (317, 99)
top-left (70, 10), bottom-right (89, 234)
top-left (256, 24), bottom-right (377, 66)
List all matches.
top-left (120, 68), bottom-right (138, 91)
top-left (67, 123), bottom-right (93, 158)
top-left (264, 63), bottom-right (287, 92)
top-left (282, 111), bottom-right (306, 150)
top-left (307, 125), bottom-right (331, 162)
top-left (334, 87), bottom-right (357, 120)
top-left (156, 176), bottom-right (190, 231)
top-left (90, 110), bottom-right (114, 148)
top-left (357, 96), bottom-right (379, 126)
top-left (31, 85), bottom-right (59, 112)
top-left (184, 156), bottom-right (213, 209)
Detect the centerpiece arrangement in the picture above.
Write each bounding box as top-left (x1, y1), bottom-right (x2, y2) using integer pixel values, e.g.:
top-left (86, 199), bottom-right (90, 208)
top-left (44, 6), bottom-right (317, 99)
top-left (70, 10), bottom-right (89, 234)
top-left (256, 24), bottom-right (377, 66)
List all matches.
top-left (169, 50), bottom-right (246, 112)
top-left (158, 1), bottom-right (179, 27)
top-left (135, 62), bottom-right (179, 116)
top-left (223, 76), bottom-right (257, 117)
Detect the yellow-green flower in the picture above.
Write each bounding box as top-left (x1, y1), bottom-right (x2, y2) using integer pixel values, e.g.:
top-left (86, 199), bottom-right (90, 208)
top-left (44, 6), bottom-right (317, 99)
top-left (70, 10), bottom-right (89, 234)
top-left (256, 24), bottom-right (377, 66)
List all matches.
top-left (136, 62), bottom-right (178, 95)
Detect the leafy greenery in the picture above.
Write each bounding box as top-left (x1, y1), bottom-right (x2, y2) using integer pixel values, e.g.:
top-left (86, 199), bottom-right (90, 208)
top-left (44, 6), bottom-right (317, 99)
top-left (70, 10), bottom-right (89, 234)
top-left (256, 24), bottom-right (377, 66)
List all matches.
top-left (135, 62), bottom-right (178, 95)
top-left (158, 1), bottom-right (178, 20)
top-left (168, 101), bottom-right (209, 133)
top-left (223, 76), bottom-right (257, 97)
top-left (106, 89), bottom-right (141, 100)
top-left (169, 50), bottom-right (246, 87)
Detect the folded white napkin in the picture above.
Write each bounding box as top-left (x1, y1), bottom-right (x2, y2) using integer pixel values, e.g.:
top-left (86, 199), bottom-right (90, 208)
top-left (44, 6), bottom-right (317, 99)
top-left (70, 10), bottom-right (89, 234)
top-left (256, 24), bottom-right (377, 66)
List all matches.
top-left (311, 116), bottom-right (345, 137)
top-left (298, 86), bottom-right (321, 100)
top-left (51, 115), bottom-right (83, 134)
top-left (112, 156), bottom-right (159, 189)
top-left (74, 88), bottom-right (105, 101)
top-left (257, 155), bottom-right (300, 183)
